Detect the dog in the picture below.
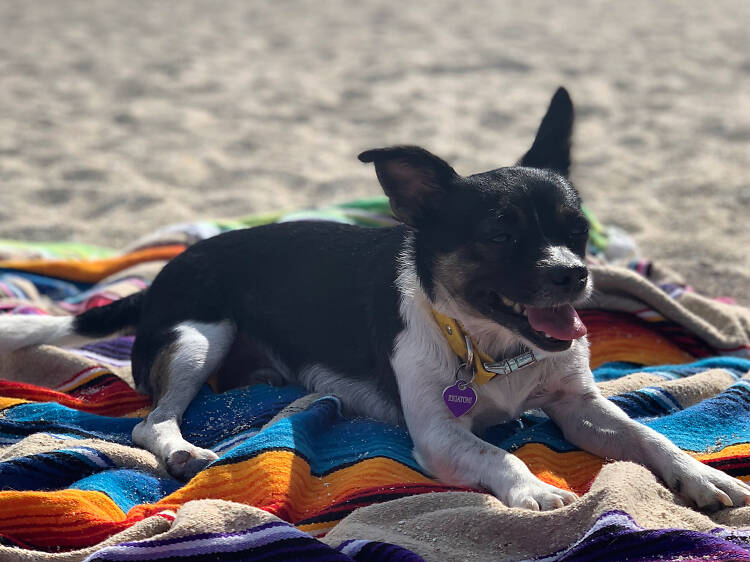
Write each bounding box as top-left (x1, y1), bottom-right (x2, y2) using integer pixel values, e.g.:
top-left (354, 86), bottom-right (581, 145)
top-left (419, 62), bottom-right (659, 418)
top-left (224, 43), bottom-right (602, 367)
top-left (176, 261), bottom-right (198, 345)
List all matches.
top-left (2, 87), bottom-right (749, 512)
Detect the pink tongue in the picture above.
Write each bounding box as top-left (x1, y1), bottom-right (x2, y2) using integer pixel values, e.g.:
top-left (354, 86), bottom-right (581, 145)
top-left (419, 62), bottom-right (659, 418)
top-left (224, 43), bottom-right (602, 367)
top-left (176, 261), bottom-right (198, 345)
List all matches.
top-left (525, 304), bottom-right (587, 341)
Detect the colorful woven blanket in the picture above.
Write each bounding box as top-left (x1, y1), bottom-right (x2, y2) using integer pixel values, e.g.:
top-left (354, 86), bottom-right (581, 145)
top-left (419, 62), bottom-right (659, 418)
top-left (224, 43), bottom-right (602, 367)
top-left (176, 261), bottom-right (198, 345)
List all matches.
top-left (1, 199), bottom-right (750, 561)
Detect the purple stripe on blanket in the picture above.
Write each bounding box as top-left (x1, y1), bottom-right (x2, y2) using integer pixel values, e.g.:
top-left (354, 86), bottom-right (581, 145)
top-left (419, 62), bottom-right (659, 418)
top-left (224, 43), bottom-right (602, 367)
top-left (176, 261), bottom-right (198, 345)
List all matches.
top-left (339, 539), bottom-right (426, 561)
top-left (543, 511), bottom-right (750, 561)
top-left (80, 336), bottom-right (134, 361)
top-left (109, 520), bottom-right (288, 549)
top-left (83, 519), bottom-right (426, 561)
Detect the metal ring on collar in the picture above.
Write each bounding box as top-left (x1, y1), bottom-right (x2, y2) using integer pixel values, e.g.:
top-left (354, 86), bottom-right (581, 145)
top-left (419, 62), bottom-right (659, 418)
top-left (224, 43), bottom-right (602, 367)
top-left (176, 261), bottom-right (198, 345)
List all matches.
top-left (454, 361), bottom-right (475, 388)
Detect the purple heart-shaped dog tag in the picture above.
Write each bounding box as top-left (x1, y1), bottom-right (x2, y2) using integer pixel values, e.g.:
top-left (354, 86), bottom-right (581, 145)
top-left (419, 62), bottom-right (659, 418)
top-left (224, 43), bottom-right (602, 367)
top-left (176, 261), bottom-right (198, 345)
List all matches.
top-left (443, 382), bottom-right (477, 417)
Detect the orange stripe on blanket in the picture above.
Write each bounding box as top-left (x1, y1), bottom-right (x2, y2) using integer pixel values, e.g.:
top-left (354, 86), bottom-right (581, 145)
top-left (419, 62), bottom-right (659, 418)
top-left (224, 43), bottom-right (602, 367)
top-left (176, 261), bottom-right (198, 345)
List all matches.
top-left (587, 315), bottom-right (694, 368)
top-left (131, 452), bottom-right (437, 523)
top-left (0, 454), bottom-right (452, 550)
top-left (694, 443), bottom-right (750, 482)
top-left (0, 490), bottom-right (126, 549)
top-left (0, 244), bottom-right (186, 283)
top-left (693, 443), bottom-right (750, 462)
top-left (515, 443), bottom-right (604, 495)
top-left (517, 442), bottom-right (750, 498)
top-left (0, 396), bottom-right (29, 410)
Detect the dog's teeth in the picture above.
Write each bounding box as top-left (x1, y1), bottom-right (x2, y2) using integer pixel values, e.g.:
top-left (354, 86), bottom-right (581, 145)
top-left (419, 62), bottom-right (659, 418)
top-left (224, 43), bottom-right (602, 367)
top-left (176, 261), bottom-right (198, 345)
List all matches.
top-left (501, 296), bottom-right (514, 307)
top-left (513, 303), bottom-right (523, 314)
top-left (521, 308), bottom-right (528, 317)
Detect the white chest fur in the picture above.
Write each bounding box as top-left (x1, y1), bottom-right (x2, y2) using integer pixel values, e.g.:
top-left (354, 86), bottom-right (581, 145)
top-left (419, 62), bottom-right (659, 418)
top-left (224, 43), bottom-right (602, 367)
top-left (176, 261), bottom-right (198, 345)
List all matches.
top-left (391, 251), bottom-right (591, 432)
top-left (467, 365), bottom-right (548, 430)
top-left (465, 344), bottom-right (586, 431)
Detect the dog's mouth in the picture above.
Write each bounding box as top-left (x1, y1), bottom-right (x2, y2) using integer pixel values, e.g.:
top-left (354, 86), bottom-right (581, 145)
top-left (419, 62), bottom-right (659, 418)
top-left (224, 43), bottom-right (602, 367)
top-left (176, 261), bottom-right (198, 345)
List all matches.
top-left (485, 291), bottom-right (587, 352)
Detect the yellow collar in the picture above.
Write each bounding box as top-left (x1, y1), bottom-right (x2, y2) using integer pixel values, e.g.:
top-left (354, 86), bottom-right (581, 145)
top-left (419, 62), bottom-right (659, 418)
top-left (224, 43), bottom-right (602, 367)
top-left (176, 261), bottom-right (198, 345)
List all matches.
top-left (431, 309), bottom-right (546, 385)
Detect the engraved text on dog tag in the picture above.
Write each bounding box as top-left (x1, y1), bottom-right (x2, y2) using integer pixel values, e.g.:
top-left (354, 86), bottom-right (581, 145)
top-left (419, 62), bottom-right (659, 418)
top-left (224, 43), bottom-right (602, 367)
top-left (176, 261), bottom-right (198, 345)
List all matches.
top-left (443, 381), bottom-right (477, 417)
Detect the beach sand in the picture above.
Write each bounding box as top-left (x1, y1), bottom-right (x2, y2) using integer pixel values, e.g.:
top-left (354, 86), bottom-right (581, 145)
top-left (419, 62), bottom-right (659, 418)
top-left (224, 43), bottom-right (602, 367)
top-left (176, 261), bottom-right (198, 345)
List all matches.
top-left (0, 1), bottom-right (748, 301)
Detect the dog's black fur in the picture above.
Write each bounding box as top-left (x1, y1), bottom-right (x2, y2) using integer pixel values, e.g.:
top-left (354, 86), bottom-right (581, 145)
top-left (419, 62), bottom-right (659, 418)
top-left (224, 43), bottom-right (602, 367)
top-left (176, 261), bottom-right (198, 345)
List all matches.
top-left (136, 223), bottom-right (405, 402)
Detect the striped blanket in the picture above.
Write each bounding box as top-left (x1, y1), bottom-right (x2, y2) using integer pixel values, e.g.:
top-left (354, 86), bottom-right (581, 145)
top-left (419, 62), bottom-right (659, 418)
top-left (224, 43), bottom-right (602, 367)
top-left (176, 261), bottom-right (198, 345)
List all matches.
top-left (1, 199), bottom-right (750, 561)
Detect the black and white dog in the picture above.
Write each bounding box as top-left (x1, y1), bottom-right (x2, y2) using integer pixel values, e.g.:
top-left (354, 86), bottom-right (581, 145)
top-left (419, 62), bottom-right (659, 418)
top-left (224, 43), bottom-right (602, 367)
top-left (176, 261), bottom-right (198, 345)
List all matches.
top-left (2, 88), bottom-right (749, 511)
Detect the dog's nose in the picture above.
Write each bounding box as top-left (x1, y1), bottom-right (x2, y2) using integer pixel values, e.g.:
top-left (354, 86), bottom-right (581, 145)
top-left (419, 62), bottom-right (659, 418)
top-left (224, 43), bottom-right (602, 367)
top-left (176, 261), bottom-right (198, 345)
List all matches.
top-left (549, 265), bottom-right (588, 289)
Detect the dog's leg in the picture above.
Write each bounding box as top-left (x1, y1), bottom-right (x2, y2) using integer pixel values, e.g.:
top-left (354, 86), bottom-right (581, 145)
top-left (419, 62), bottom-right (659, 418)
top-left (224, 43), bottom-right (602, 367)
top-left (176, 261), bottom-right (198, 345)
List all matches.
top-left (132, 320), bottom-right (233, 480)
top-left (403, 396), bottom-right (578, 510)
top-left (392, 295), bottom-right (576, 510)
top-left (544, 384), bottom-right (750, 510)
top-left (394, 347), bottom-right (577, 509)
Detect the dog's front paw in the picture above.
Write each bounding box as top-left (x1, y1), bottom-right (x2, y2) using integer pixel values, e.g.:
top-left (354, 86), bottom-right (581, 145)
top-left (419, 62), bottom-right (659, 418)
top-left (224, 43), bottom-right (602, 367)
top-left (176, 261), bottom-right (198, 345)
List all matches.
top-left (166, 446), bottom-right (218, 481)
top-left (667, 458), bottom-right (750, 511)
top-left (502, 478), bottom-right (578, 511)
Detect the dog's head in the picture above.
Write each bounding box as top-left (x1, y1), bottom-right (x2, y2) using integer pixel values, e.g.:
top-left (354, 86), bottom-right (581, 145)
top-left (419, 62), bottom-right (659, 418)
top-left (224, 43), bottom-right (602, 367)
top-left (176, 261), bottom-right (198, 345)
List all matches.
top-left (359, 87), bottom-right (592, 352)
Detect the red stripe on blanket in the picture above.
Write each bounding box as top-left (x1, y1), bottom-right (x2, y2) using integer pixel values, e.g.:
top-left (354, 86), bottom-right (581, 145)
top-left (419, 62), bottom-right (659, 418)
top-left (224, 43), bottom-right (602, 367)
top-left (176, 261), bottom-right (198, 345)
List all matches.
top-left (0, 377), bottom-right (150, 416)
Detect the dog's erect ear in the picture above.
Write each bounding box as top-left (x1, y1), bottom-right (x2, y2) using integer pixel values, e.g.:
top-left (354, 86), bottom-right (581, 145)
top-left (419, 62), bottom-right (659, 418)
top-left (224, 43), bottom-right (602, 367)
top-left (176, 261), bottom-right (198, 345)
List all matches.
top-left (518, 87), bottom-right (574, 177)
top-left (358, 146), bottom-right (458, 226)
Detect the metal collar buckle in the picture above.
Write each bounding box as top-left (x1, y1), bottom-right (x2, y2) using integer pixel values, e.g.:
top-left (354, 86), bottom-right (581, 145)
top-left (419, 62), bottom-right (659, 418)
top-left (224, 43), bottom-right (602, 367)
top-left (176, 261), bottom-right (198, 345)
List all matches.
top-left (483, 348), bottom-right (538, 376)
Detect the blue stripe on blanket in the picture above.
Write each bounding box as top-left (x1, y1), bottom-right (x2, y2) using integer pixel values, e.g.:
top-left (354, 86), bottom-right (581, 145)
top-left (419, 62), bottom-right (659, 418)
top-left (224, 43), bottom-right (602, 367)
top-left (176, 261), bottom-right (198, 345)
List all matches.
top-left (486, 385), bottom-right (683, 453)
top-left (488, 382), bottom-right (750, 454)
top-left (645, 380), bottom-right (750, 452)
top-left (0, 447), bottom-right (116, 491)
top-left (594, 357), bottom-right (750, 381)
top-left (0, 270), bottom-right (92, 299)
top-left (72, 470), bottom-right (181, 512)
top-left (216, 396), bottom-right (421, 476)
top-left (0, 383), bottom-right (307, 448)
top-left (0, 402), bottom-right (139, 444)
top-left (180, 384), bottom-right (308, 448)
top-left (4, 378), bottom-right (747, 481)
top-left (609, 386), bottom-right (682, 418)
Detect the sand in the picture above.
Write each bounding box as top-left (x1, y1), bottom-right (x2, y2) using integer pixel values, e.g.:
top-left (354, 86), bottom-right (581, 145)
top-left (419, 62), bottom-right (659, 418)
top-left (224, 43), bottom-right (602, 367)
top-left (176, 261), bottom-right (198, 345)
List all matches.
top-left (0, 1), bottom-right (748, 301)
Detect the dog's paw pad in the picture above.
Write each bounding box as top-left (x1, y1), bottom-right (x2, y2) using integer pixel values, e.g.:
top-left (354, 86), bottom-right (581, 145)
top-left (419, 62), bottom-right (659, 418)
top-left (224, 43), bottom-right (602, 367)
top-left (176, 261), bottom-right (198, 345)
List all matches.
top-left (169, 450), bottom-right (192, 465)
top-left (166, 447), bottom-right (218, 480)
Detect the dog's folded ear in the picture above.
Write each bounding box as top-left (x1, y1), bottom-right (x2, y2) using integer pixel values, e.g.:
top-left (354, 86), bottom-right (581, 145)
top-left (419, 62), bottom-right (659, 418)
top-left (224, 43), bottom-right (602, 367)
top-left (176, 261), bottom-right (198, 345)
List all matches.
top-left (519, 87), bottom-right (574, 177)
top-left (358, 146), bottom-right (458, 227)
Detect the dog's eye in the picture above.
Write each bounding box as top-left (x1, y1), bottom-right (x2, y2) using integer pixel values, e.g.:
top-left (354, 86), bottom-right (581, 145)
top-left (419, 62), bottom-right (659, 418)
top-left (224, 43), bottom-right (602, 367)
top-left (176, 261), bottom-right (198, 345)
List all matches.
top-left (491, 233), bottom-right (512, 243)
top-left (569, 222), bottom-right (589, 237)
top-left (476, 218), bottom-right (513, 244)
